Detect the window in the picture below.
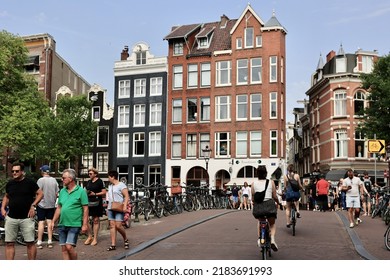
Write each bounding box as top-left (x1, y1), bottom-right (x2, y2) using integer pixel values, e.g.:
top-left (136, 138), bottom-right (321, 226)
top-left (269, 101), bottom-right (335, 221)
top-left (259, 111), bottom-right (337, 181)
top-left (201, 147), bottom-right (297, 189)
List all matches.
top-left (149, 166), bottom-right (161, 185)
top-left (200, 97), bottom-right (210, 121)
top-left (119, 80), bottom-right (130, 98)
top-left (270, 92), bottom-right (277, 119)
top-left (97, 152), bottom-right (109, 173)
top-left (236, 131), bottom-right (247, 157)
top-left (216, 132), bottom-right (230, 157)
top-left (92, 106), bottom-right (100, 121)
top-left (97, 126), bottom-right (109, 146)
top-left (188, 64), bottom-right (198, 88)
top-left (216, 61), bottom-right (231, 86)
top-left (117, 133), bottom-right (129, 157)
top-left (150, 103), bottom-right (162, 126)
top-left (173, 42), bottom-right (183, 55)
top-left (118, 105), bottom-right (130, 127)
top-left (236, 38), bottom-right (242, 49)
top-left (250, 94), bottom-right (262, 119)
top-left (244, 27), bottom-right (254, 48)
top-left (215, 95), bottom-right (230, 121)
top-left (172, 135), bottom-right (181, 158)
top-left (355, 131), bottom-right (365, 158)
top-left (250, 131), bottom-right (262, 156)
top-left (256, 35), bottom-right (262, 47)
top-left (173, 65), bottom-right (183, 89)
top-left (187, 98), bottom-right (197, 122)
top-left (362, 55), bottom-right (373, 73)
top-left (134, 104), bottom-right (145, 126)
top-left (237, 59), bottom-right (248, 84)
top-left (354, 91), bottom-right (365, 116)
top-left (336, 56), bottom-right (346, 73)
top-left (133, 132), bottom-right (145, 156)
top-left (334, 90), bottom-right (347, 116)
top-left (200, 63), bottom-right (211, 87)
top-left (136, 51), bottom-right (146, 65)
top-left (134, 79), bottom-right (146, 97)
top-left (172, 99), bottom-right (182, 123)
top-left (149, 132), bottom-right (161, 156)
top-left (200, 134), bottom-right (210, 157)
top-left (186, 134), bottom-right (197, 158)
top-left (270, 56), bottom-right (277, 82)
top-left (335, 130), bottom-right (348, 158)
top-left (81, 153), bottom-right (93, 175)
top-left (251, 58), bottom-right (262, 84)
top-left (133, 165), bottom-right (144, 186)
top-left (198, 37), bottom-right (208, 48)
top-left (270, 130), bottom-right (277, 157)
top-left (150, 77), bottom-right (162, 96)
top-left (237, 95), bottom-right (247, 120)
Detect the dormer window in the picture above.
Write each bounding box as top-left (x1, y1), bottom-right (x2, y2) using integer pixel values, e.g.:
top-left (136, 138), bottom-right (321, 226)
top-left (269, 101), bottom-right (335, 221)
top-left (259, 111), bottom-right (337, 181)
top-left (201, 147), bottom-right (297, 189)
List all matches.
top-left (336, 56), bottom-right (346, 73)
top-left (136, 51), bottom-right (146, 65)
top-left (173, 42), bottom-right (183, 55)
top-left (196, 27), bottom-right (214, 49)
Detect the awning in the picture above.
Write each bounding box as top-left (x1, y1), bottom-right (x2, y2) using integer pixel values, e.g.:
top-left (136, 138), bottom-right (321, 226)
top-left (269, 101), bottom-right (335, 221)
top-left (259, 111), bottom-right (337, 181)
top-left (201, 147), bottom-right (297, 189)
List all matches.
top-left (325, 170), bottom-right (348, 181)
top-left (225, 178), bottom-right (255, 186)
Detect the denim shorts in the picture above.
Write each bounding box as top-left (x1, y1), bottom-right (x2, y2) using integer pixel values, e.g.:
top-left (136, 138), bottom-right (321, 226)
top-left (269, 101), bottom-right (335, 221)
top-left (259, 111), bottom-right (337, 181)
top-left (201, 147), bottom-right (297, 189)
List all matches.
top-left (107, 209), bottom-right (124, 221)
top-left (58, 226), bottom-right (80, 246)
top-left (4, 216), bottom-right (35, 243)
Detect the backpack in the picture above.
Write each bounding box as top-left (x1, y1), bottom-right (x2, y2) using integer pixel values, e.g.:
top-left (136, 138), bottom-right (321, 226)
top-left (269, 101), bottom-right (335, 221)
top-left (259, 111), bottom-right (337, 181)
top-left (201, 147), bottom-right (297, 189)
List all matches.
top-left (364, 179), bottom-right (372, 193)
top-left (254, 179), bottom-right (269, 203)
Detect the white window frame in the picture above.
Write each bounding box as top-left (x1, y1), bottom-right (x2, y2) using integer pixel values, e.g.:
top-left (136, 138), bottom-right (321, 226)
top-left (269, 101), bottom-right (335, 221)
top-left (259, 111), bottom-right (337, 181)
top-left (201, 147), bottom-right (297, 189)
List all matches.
top-left (250, 93), bottom-right (262, 120)
top-left (270, 130), bottom-right (277, 157)
top-left (96, 152), bottom-right (109, 173)
top-left (216, 61), bottom-right (231, 86)
top-left (133, 132), bottom-right (145, 157)
top-left (236, 38), bottom-right (242, 49)
top-left (150, 77), bottom-right (162, 96)
top-left (172, 134), bottom-right (181, 158)
top-left (172, 99), bottom-right (182, 123)
top-left (134, 78), bottom-right (146, 97)
top-left (244, 27), bottom-right (254, 48)
top-left (97, 126), bottom-right (109, 147)
top-left (150, 103), bottom-right (162, 126)
top-left (118, 80), bottom-right (130, 98)
top-left (200, 63), bottom-right (211, 87)
top-left (270, 92), bottom-right (277, 119)
top-left (215, 95), bottom-right (231, 121)
top-left (250, 131), bottom-right (262, 157)
top-left (81, 153), bottom-right (93, 175)
top-left (117, 133), bottom-right (129, 157)
top-left (118, 105), bottom-right (129, 128)
top-left (134, 104), bottom-right (146, 127)
top-left (236, 131), bottom-right (247, 157)
top-left (237, 59), bottom-right (248, 85)
top-left (334, 90), bottom-right (347, 116)
top-left (236, 95), bottom-right (247, 120)
top-left (200, 134), bottom-right (210, 157)
top-left (215, 132), bottom-right (230, 157)
top-left (149, 131), bottom-right (161, 156)
top-left (173, 65), bottom-right (183, 89)
top-left (256, 35), bottom-right (262, 47)
top-left (186, 134), bottom-right (197, 158)
top-left (270, 56), bottom-right (277, 82)
top-left (250, 57), bottom-right (262, 84)
top-left (200, 97), bottom-right (210, 122)
top-left (187, 64), bottom-right (198, 88)
top-left (335, 130), bottom-right (348, 158)
top-left (173, 42), bottom-right (183, 55)
top-left (92, 106), bottom-right (100, 121)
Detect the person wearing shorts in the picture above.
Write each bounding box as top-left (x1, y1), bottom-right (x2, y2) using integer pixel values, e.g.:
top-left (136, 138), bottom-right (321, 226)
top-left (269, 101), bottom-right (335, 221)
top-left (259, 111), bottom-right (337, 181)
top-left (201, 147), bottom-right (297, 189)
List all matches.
top-left (0, 162), bottom-right (43, 260)
top-left (342, 169), bottom-right (364, 228)
top-left (36, 165), bottom-right (59, 249)
top-left (51, 169), bottom-right (88, 260)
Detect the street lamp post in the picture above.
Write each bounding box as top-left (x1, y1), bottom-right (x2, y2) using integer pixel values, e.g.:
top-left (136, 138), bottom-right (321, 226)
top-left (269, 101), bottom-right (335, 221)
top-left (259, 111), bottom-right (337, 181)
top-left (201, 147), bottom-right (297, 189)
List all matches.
top-left (202, 145), bottom-right (212, 172)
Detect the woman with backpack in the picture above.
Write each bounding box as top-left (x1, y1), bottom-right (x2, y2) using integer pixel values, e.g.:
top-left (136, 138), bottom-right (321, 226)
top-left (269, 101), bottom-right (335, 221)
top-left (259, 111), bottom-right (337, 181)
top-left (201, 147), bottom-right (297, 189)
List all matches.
top-left (283, 164), bottom-right (304, 227)
top-left (251, 165), bottom-right (279, 251)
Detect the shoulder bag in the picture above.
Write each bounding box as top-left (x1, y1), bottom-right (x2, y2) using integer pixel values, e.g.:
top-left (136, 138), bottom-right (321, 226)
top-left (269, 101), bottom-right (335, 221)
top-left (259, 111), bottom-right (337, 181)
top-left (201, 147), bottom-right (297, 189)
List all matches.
top-left (111, 185), bottom-right (124, 212)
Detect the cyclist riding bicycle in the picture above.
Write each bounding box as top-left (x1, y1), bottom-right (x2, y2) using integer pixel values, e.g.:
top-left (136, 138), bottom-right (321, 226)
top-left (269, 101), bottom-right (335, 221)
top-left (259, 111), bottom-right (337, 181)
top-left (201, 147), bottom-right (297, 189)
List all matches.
top-left (251, 165), bottom-right (279, 251)
top-left (284, 164), bottom-right (304, 228)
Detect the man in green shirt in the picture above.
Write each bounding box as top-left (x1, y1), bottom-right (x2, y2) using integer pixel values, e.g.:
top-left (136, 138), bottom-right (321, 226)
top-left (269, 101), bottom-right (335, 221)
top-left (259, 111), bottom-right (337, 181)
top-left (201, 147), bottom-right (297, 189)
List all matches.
top-left (51, 168), bottom-right (88, 260)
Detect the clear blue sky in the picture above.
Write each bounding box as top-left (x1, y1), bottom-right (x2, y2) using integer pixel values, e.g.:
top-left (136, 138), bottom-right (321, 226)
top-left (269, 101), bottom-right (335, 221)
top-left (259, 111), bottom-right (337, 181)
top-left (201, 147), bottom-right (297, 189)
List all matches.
top-left (2, 0), bottom-right (390, 122)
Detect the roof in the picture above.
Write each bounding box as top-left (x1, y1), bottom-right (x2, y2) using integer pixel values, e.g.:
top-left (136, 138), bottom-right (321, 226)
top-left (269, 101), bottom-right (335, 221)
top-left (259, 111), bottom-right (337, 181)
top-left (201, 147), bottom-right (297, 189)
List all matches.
top-left (263, 12), bottom-right (287, 33)
top-left (163, 24), bottom-right (201, 40)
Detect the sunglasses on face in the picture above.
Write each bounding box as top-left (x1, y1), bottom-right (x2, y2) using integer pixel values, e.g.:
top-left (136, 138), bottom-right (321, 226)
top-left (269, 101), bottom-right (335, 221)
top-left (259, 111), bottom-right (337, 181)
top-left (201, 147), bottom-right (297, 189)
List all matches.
top-left (11, 170), bottom-right (21, 173)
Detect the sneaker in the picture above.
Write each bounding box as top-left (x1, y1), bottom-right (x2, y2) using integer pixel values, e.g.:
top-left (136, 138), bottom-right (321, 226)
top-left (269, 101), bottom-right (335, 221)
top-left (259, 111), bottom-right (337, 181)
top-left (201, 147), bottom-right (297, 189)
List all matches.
top-left (257, 239), bottom-right (261, 247)
top-left (270, 241), bottom-right (278, 251)
top-left (357, 218), bottom-right (362, 224)
top-left (297, 212), bottom-right (301, 218)
top-left (47, 243), bottom-right (53, 249)
top-left (37, 243), bottom-right (43, 249)
top-left (349, 222), bottom-right (354, 228)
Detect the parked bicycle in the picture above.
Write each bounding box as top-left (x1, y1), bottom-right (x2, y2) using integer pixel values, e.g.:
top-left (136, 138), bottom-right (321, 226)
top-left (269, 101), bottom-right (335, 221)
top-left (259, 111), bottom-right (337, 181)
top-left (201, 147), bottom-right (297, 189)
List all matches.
top-left (384, 223), bottom-right (390, 251)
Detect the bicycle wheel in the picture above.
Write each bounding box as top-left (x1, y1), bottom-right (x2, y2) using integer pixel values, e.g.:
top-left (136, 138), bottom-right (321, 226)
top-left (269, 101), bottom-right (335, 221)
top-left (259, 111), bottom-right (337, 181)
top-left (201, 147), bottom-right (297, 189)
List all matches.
top-left (154, 199), bottom-right (164, 218)
top-left (261, 247), bottom-right (267, 260)
top-left (291, 207), bottom-right (296, 236)
top-left (384, 209), bottom-right (390, 225)
top-left (143, 202), bottom-right (152, 221)
top-left (372, 208), bottom-right (379, 218)
top-left (384, 225), bottom-right (390, 251)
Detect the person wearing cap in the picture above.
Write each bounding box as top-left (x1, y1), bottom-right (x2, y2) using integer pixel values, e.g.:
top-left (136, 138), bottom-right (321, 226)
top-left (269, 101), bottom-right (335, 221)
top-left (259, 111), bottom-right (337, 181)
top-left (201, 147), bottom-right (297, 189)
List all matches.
top-left (36, 164), bottom-right (59, 249)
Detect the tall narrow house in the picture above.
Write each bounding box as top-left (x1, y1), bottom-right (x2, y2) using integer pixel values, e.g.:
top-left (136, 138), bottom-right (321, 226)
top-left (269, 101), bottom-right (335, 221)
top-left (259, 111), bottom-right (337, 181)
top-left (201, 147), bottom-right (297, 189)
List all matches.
top-left (164, 5), bottom-right (287, 189)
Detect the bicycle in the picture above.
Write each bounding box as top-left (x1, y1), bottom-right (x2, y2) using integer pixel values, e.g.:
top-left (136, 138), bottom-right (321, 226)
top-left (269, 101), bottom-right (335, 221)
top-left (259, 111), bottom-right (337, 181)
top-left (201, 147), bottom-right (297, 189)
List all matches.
top-left (384, 223), bottom-right (390, 251)
top-left (286, 196), bottom-right (299, 236)
top-left (258, 218), bottom-right (272, 260)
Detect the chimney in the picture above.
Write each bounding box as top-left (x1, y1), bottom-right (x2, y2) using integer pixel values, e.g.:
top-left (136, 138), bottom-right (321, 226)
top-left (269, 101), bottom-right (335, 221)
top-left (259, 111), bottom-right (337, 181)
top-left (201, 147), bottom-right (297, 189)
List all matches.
top-left (326, 50), bottom-right (336, 62)
top-left (121, 45), bottom-right (129, 61)
top-left (220, 14), bottom-right (229, 28)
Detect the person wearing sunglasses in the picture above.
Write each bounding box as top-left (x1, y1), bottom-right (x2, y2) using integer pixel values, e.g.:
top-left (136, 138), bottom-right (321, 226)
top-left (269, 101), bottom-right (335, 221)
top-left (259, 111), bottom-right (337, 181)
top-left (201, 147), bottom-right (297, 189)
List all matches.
top-left (0, 162), bottom-right (43, 260)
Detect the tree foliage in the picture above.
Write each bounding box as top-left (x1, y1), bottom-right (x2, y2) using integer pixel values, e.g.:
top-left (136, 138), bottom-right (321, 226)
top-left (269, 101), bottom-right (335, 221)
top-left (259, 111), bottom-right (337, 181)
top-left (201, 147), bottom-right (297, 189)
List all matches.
top-left (359, 54), bottom-right (390, 143)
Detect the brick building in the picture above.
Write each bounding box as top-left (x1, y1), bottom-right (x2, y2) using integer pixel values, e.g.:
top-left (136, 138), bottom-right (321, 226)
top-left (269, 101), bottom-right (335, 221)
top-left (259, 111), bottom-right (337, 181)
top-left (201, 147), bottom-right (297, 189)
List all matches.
top-left (163, 5), bottom-right (287, 189)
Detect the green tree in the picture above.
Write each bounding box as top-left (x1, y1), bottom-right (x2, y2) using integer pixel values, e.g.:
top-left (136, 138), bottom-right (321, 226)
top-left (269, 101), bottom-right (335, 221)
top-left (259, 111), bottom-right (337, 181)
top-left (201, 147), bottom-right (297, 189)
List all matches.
top-left (359, 54), bottom-right (390, 143)
top-left (38, 95), bottom-right (97, 164)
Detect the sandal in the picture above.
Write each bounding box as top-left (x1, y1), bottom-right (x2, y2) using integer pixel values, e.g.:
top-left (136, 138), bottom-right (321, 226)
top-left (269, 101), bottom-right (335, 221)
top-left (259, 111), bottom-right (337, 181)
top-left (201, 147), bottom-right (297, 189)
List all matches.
top-left (124, 239), bottom-right (129, 249)
top-left (107, 245), bottom-right (116, 251)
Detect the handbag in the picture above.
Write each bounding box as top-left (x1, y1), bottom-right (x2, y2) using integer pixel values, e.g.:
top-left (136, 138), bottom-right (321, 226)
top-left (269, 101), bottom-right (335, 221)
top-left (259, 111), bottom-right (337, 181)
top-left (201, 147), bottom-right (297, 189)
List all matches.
top-left (110, 186), bottom-right (124, 212)
top-left (252, 199), bottom-right (277, 219)
top-left (287, 175), bottom-right (300, 192)
top-left (253, 179), bottom-right (269, 203)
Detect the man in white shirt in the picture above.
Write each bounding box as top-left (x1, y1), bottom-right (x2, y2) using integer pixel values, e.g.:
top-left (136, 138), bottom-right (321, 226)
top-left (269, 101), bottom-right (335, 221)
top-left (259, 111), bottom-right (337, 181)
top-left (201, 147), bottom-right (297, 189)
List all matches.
top-left (342, 169), bottom-right (364, 228)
